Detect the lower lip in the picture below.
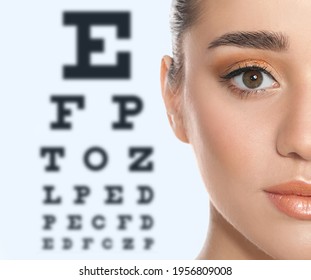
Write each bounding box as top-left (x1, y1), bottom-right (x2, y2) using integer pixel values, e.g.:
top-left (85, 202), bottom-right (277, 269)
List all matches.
top-left (267, 193), bottom-right (311, 220)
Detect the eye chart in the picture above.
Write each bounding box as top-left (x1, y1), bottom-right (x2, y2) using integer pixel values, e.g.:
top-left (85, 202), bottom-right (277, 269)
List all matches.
top-left (0, 0), bottom-right (207, 259)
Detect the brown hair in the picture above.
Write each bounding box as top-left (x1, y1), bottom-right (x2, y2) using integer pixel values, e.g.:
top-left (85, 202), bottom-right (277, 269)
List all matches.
top-left (169, 0), bottom-right (202, 85)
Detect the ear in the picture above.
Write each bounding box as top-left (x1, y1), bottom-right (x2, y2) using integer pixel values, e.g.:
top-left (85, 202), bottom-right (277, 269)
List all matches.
top-left (160, 55), bottom-right (189, 143)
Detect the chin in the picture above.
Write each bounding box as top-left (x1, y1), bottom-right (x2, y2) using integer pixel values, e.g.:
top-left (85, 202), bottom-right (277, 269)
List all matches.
top-left (252, 223), bottom-right (311, 260)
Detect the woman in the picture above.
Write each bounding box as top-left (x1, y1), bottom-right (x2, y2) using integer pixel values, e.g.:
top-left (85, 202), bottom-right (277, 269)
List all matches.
top-left (161, 0), bottom-right (311, 259)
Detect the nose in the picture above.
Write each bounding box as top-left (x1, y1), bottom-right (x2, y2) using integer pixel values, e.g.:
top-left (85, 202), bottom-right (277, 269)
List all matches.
top-left (276, 91), bottom-right (311, 161)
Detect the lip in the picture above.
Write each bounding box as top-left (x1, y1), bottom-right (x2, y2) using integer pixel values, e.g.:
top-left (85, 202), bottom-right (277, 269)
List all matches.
top-left (265, 180), bottom-right (311, 220)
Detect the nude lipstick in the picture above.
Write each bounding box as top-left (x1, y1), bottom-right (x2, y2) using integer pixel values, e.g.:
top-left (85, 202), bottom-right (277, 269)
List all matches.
top-left (265, 181), bottom-right (311, 220)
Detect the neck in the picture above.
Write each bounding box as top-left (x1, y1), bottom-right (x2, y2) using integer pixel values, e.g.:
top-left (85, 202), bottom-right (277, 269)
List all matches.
top-left (197, 204), bottom-right (272, 260)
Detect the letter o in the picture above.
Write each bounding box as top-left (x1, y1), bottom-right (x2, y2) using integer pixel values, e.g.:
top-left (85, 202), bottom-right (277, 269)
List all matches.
top-left (84, 147), bottom-right (108, 171)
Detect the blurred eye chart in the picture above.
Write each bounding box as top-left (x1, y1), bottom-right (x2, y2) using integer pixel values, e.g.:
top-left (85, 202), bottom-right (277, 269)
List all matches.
top-left (0, 0), bottom-right (207, 259)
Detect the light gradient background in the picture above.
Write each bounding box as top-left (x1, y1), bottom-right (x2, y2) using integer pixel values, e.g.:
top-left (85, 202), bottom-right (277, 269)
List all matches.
top-left (0, 0), bottom-right (208, 259)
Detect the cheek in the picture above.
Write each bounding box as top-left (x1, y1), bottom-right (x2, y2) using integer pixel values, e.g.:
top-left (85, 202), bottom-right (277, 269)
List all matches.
top-left (186, 89), bottom-right (274, 191)
top-left (183, 81), bottom-right (286, 236)
top-left (184, 88), bottom-right (264, 248)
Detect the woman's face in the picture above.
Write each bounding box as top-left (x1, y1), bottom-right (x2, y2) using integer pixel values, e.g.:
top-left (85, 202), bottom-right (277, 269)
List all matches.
top-left (162, 0), bottom-right (311, 259)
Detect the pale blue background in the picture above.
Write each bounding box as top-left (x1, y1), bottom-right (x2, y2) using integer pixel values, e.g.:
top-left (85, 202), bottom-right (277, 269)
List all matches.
top-left (0, 0), bottom-right (208, 259)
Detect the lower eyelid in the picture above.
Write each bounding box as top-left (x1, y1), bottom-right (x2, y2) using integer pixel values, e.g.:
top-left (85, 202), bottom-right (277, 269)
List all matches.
top-left (227, 84), bottom-right (275, 99)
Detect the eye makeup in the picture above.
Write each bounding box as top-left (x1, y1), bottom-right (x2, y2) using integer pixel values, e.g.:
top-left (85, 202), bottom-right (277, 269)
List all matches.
top-left (219, 60), bottom-right (280, 99)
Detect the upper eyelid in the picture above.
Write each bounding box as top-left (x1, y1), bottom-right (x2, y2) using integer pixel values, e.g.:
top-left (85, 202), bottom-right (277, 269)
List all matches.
top-left (220, 66), bottom-right (275, 80)
top-left (219, 59), bottom-right (280, 78)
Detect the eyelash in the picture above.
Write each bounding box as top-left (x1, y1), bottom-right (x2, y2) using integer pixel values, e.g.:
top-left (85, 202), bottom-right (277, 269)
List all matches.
top-left (220, 65), bottom-right (278, 99)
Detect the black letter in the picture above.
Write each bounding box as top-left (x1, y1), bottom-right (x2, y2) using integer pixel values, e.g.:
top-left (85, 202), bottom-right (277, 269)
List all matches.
top-left (129, 147), bottom-right (153, 172)
top-left (43, 215), bottom-right (56, 230)
top-left (92, 215), bottom-right (106, 230)
top-left (117, 215), bottom-right (132, 230)
top-left (74, 186), bottom-right (91, 204)
top-left (50, 95), bottom-right (84, 130)
top-left (112, 95), bottom-right (143, 129)
top-left (123, 238), bottom-right (134, 250)
top-left (137, 186), bottom-right (154, 204)
top-left (140, 215), bottom-right (154, 230)
top-left (63, 238), bottom-right (73, 250)
top-left (102, 238), bottom-right (113, 249)
top-left (42, 238), bottom-right (54, 250)
top-left (144, 238), bottom-right (154, 250)
top-left (105, 186), bottom-right (123, 204)
top-left (64, 12), bottom-right (131, 79)
top-left (43, 186), bottom-right (62, 204)
top-left (68, 215), bottom-right (82, 230)
top-left (84, 147), bottom-right (108, 171)
top-left (82, 238), bottom-right (94, 250)
top-left (40, 147), bottom-right (65, 172)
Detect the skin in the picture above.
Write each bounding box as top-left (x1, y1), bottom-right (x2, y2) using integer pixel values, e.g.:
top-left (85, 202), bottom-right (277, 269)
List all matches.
top-left (161, 0), bottom-right (311, 259)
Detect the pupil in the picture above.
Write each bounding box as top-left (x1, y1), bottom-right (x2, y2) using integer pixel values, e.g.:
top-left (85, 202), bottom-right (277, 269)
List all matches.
top-left (251, 75), bottom-right (258, 81)
top-left (243, 70), bottom-right (263, 89)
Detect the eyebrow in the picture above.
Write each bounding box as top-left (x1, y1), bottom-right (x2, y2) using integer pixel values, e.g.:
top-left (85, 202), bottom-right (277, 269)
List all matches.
top-left (208, 31), bottom-right (289, 51)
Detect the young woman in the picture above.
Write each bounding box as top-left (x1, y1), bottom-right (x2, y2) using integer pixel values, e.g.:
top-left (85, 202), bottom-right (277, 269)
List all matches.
top-left (161, 0), bottom-right (311, 259)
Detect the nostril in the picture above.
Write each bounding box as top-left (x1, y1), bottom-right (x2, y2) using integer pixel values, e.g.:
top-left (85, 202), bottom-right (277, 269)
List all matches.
top-left (276, 141), bottom-right (311, 161)
top-left (286, 152), bottom-right (307, 160)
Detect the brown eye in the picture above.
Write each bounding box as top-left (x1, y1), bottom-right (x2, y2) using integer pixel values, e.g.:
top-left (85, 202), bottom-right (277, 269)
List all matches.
top-left (231, 68), bottom-right (276, 91)
top-left (242, 70), bottom-right (263, 89)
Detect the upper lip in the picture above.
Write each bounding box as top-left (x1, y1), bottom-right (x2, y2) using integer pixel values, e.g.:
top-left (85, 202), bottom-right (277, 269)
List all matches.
top-left (264, 180), bottom-right (311, 196)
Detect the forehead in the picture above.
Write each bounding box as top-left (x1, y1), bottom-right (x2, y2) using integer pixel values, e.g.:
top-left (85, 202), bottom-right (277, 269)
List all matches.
top-left (181, 0), bottom-right (311, 84)
top-left (194, 0), bottom-right (311, 37)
